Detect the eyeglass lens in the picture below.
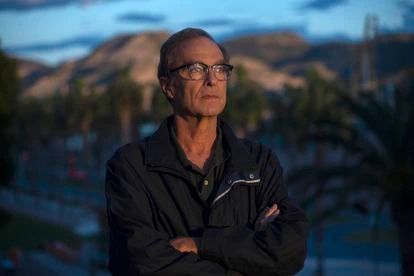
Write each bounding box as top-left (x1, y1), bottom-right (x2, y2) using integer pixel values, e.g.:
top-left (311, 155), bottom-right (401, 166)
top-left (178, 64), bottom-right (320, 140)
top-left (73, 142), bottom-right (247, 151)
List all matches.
top-left (180, 63), bottom-right (232, 81)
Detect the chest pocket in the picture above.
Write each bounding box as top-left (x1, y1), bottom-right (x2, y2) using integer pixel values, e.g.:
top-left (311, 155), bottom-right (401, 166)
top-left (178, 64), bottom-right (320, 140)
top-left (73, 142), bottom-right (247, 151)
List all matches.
top-left (212, 170), bottom-right (260, 206)
top-left (209, 170), bottom-right (260, 226)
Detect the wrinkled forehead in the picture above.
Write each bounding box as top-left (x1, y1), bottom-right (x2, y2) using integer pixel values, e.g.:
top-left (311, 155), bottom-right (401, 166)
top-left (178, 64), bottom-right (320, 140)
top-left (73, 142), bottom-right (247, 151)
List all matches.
top-left (169, 37), bottom-right (225, 68)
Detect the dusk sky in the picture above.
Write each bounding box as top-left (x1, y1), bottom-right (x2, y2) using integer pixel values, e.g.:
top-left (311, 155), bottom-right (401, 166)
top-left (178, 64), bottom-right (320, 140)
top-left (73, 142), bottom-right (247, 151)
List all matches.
top-left (0, 0), bottom-right (412, 65)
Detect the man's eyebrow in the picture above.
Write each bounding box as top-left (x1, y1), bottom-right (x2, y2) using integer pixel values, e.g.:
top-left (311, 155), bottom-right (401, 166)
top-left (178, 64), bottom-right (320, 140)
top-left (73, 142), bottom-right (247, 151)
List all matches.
top-left (184, 59), bottom-right (227, 66)
top-left (215, 59), bottom-right (226, 64)
top-left (195, 59), bottom-right (227, 65)
top-left (182, 60), bottom-right (202, 65)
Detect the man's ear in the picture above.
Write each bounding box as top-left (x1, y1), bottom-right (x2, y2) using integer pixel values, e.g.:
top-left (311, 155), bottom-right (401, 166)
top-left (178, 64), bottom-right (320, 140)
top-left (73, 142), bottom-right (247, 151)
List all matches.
top-left (159, 77), bottom-right (175, 100)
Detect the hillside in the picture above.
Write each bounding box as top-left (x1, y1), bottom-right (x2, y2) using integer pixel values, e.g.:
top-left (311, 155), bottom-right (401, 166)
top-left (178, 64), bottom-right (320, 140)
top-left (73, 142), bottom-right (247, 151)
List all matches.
top-left (15, 31), bottom-right (414, 97)
top-left (21, 31), bottom-right (169, 97)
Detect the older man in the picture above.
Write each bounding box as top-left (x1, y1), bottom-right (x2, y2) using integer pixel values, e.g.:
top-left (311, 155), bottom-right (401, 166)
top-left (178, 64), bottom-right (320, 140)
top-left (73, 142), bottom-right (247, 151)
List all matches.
top-left (105, 28), bottom-right (308, 275)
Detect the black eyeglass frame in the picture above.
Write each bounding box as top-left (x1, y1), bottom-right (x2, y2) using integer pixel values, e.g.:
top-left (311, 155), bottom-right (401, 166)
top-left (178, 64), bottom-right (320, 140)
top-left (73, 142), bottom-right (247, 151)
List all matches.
top-left (169, 62), bottom-right (234, 81)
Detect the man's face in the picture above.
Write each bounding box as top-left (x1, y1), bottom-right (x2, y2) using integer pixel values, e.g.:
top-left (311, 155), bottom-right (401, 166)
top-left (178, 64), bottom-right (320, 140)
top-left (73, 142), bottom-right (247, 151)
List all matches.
top-left (162, 37), bottom-right (227, 118)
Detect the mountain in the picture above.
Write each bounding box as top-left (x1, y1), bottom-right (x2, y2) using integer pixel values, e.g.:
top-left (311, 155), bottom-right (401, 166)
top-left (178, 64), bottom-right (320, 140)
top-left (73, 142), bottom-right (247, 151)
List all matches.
top-left (15, 31), bottom-right (414, 98)
top-left (223, 32), bottom-right (310, 65)
top-left (224, 32), bottom-right (414, 82)
top-left (375, 34), bottom-right (414, 77)
top-left (15, 57), bottom-right (52, 90)
top-left (230, 55), bottom-right (305, 91)
top-left (20, 31), bottom-right (170, 97)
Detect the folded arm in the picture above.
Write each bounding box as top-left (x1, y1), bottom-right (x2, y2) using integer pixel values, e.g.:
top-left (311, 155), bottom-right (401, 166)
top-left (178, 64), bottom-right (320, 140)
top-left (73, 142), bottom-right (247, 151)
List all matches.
top-left (198, 152), bottom-right (309, 276)
top-left (106, 154), bottom-right (227, 276)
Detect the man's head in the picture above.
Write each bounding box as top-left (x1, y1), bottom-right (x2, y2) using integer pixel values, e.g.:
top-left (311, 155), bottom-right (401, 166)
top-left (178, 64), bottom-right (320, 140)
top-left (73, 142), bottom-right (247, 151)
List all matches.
top-left (158, 28), bottom-right (232, 118)
top-left (157, 28), bottom-right (229, 80)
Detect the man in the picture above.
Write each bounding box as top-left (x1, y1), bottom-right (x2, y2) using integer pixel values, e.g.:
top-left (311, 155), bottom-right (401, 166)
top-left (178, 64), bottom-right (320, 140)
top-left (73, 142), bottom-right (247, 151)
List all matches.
top-left (105, 28), bottom-right (308, 275)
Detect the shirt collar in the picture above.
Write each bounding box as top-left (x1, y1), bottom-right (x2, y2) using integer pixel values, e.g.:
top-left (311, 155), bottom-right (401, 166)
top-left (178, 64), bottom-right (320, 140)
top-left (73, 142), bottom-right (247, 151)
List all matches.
top-left (144, 115), bottom-right (257, 171)
top-left (169, 118), bottom-right (229, 171)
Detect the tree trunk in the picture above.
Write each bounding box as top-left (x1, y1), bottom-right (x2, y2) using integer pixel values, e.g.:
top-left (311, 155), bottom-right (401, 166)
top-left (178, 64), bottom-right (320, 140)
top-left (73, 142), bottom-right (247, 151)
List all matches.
top-left (314, 142), bottom-right (326, 276)
top-left (120, 104), bottom-right (132, 145)
top-left (391, 195), bottom-right (414, 276)
top-left (81, 115), bottom-right (92, 169)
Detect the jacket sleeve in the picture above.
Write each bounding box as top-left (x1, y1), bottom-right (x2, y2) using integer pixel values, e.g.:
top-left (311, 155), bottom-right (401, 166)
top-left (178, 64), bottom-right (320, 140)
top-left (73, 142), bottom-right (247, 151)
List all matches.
top-left (105, 151), bottom-right (227, 276)
top-left (199, 150), bottom-right (309, 276)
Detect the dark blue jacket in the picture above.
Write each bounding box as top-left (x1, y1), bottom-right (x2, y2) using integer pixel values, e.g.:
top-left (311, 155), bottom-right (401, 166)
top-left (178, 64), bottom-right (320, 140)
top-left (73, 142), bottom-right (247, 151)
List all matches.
top-left (105, 117), bottom-right (308, 275)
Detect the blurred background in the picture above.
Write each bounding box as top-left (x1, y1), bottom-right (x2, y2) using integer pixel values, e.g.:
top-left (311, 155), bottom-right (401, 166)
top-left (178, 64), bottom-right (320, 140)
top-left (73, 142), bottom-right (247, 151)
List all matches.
top-left (0, 0), bottom-right (413, 275)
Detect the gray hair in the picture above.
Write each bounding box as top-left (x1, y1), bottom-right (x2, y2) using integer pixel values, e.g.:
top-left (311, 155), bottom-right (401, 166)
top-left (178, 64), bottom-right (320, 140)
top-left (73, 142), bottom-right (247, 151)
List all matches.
top-left (157, 28), bottom-right (229, 80)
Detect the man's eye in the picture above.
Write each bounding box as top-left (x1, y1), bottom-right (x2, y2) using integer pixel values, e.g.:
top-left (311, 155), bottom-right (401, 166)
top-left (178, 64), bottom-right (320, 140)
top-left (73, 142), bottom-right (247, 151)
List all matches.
top-left (213, 65), bottom-right (226, 73)
top-left (188, 64), bottom-right (203, 73)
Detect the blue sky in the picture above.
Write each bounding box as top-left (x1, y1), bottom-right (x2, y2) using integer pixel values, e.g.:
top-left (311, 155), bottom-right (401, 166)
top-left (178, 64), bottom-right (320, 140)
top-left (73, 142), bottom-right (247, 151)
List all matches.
top-left (0, 0), bottom-right (412, 65)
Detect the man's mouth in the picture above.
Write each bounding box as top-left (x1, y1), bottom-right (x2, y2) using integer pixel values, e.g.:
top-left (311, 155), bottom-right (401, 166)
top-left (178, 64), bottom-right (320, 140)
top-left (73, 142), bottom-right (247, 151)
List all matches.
top-left (202, 95), bottom-right (220, 99)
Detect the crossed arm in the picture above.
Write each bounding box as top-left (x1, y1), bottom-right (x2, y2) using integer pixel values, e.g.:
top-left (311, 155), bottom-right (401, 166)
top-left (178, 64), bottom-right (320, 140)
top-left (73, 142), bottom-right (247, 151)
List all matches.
top-left (170, 204), bottom-right (281, 254)
top-left (106, 151), bottom-right (308, 275)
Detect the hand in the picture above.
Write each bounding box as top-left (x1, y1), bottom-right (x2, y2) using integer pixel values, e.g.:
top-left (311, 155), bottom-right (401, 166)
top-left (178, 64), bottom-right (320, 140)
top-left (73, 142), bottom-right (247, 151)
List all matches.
top-left (254, 204), bottom-right (280, 231)
top-left (170, 237), bottom-right (200, 254)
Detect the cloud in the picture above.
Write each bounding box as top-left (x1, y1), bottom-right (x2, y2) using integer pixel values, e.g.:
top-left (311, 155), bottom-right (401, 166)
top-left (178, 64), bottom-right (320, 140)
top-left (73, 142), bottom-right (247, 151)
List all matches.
top-left (299, 0), bottom-right (348, 11)
top-left (5, 34), bottom-right (105, 53)
top-left (381, 1), bottom-right (414, 34)
top-left (0, 0), bottom-right (74, 11)
top-left (116, 12), bottom-right (165, 23)
top-left (0, 0), bottom-right (147, 11)
top-left (216, 24), bottom-right (309, 41)
top-left (191, 18), bottom-right (240, 28)
top-left (215, 23), bottom-right (356, 43)
top-left (399, 0), bottom-right (414, 29)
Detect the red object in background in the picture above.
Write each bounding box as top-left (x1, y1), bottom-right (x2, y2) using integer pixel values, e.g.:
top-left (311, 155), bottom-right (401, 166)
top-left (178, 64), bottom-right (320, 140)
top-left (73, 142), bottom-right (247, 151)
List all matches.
top-left (67, 168), bottom-right (89, 182)
top-left (7, 247), bottom-right (22, 266)
top-left (46, 241), bottom-right (79, 263)
top-left (20, 151), bottom-right (30, 161)
top-left (66, 153), bottom-right (76, 167)
top-left (66, 153), bottom-right (89, 181)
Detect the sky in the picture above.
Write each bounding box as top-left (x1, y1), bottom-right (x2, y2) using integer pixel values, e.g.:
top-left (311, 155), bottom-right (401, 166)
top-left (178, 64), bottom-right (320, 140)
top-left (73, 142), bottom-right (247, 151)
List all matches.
top-left (0, 0), bottom-right (412, 65)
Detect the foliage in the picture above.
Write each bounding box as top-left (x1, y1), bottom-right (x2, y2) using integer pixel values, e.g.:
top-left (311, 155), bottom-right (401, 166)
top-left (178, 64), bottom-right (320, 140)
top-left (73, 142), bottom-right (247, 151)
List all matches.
top-left (106, 67), bottom-right (143, 144)
top-left (290, 84), bottom-right (414, 214)
top-left (18, 96), bottom-right (53, 147)
top-left (224, 65), bottom-right (268, 133)
top-left (275, 69), bottom-right (349, 150)
top-left (0, 50), bottom-right (19, 187)
top-left (0, 212), bottom-right (81, 251)
top-left (150, 84), bottom-right (171, 123)
top-left (286, 79), bottom-right (414, 274)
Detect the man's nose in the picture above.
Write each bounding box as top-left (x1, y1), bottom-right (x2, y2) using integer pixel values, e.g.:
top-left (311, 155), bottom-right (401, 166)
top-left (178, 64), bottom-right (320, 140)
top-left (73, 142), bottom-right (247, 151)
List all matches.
top-left (204, 69), bottom-right (217, 85)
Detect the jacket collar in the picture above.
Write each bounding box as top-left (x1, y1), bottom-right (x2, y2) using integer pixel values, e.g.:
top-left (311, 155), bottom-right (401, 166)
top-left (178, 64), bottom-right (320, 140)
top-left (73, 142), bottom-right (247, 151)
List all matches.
top-left (144, 115), bottom-right (257, 173)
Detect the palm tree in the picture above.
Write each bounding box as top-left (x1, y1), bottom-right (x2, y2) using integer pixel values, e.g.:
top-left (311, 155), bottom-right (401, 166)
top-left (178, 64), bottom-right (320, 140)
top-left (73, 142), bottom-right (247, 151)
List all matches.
top-left (0, 50), bottom-right (19, 188)
top-left (106, 67), bottom-right (142, 145)
top-left (271, 69), bottom-right (350, 276)
top-left (288, 81), bottom-right (414, 275)
top-left (150, 84), bottom-right (172, 123)
top-left (224, 65), bottom-right (268, 137)
top-left (0, 49), bottom-right (19, 226)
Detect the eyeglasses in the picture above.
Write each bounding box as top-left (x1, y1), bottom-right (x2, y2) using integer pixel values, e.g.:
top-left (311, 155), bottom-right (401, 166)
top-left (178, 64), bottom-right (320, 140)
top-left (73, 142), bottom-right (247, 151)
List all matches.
top-left (169, 62), bottom-right (233, 81)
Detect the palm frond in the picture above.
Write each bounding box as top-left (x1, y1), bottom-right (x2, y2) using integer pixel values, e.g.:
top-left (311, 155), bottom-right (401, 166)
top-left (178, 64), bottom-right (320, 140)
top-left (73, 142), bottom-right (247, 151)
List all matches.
top-left (339, 92), bottom-right (394, 160)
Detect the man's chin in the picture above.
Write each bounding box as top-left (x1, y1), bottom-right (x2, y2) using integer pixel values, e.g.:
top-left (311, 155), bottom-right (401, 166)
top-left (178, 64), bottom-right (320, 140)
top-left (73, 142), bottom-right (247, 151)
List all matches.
top-left (199, 108), bottom-right (224, 118)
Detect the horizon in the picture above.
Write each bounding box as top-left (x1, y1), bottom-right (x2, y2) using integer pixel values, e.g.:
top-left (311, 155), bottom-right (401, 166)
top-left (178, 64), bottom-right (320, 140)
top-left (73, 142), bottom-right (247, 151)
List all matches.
top-left (0, 0), bottom-right (412, 65)
top-left (6, 28), bottom-right (362, 67)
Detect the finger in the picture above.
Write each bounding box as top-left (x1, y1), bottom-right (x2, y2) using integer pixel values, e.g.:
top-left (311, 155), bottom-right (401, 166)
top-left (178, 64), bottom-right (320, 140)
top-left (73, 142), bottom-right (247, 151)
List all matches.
top-left (260, 205), bottom-right (277, 218)
top-left (257, 205), bottom-right (278, 225)
top-left (263, 211), bottom-right (279, 223)
top-left (268, 204), bottom-right (278, 213)
top-left (257, 206), bottom-right (270, 221)
top-left (256, 205), bottom-right (280, 230)
top-left (263, 205), bottom-right (279, 218)
top-left (261, 209), bottom-right (281, 224)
